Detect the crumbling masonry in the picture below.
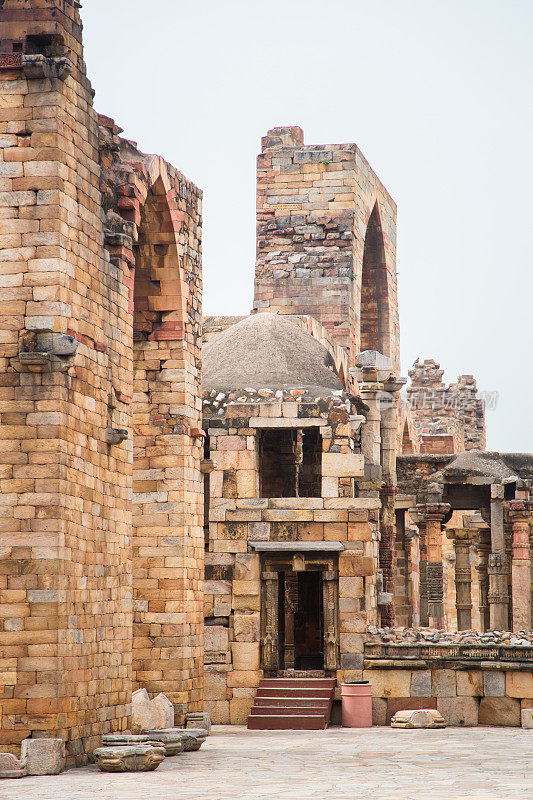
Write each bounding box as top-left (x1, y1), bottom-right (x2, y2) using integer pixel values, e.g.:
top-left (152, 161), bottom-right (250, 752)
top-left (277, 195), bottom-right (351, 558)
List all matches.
top-left (0, 0), bottom-right (532, 761)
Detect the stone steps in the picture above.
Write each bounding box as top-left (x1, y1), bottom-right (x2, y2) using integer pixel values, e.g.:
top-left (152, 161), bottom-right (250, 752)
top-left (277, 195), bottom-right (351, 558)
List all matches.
top-left (247, 677), bottom-right (335, 730)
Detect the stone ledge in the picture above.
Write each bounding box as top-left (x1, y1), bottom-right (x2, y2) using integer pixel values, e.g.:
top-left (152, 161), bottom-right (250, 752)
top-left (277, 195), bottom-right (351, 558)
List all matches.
top-left (249, 541), bottom-right (344, 552)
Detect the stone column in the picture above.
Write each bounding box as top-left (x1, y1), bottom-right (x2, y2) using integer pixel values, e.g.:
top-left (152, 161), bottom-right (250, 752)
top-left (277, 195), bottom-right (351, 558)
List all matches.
top-left (405, 523), bottom-right (420, 627)
top-left (488, 484), bottom-right (509, 630)
top-left (450, 529), bottom-right (473, 631)
top-left (509, 499), bottom-right (533, 632)
top-left (260, 571), bottom-right (279, 671)
top-left (476, 543), bottom-right (490, 632)
top-left (417, 503), bottom-right (450, 629)
top-left (357, 369), bottom-right (382, 469)
top-left (410, 510), bottom-right (428, 626)
top-left (378, 377), bottom-right (406, 627)
top-left (323, 571), bottom-right (339, 672)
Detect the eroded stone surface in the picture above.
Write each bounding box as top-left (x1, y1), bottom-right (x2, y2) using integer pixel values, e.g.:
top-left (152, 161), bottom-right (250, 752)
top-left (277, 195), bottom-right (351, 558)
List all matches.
top-left (21, 738), bottom-right (65, 776)
top-left (144, 728), bottom-right (207, 753)
top-left (391, 709), bottom-right (446, 728)
top-left (185, 712), bottom-right (212, 734)
top-left (521, 709), bottom-right (533, 729)
top-left (93, 744), bottom-right (165, 772)
top-left (0, 752), bottom-right (26, 778)
top-left (2, 727), bottom-right (533, 800)
top-left (131, 690), bottom-right (174, 733)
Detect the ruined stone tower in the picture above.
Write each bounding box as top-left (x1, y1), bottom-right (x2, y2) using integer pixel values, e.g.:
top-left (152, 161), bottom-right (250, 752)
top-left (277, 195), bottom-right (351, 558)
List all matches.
top-left (0, 0), bottom-right (203, 759)
top-left (253, 126), bottom-right (400, 372)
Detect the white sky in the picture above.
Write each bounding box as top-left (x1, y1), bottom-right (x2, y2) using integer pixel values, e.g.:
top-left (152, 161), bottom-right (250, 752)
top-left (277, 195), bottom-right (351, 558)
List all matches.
top-left (81, 0), bottom-right (533, 452)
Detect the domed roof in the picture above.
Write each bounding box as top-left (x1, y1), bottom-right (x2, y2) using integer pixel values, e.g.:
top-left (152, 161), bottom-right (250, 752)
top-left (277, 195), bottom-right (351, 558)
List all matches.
top-left (202, 313), bottom-right (343, 394)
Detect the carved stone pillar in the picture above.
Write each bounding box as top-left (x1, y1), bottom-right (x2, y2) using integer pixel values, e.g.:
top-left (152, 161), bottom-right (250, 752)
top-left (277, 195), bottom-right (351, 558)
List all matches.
top-left (379, 487), bottom-right (397, 627)
top-left (450, 530), bottom-right (473, 631)
top-left (509, 499), bottom-right (533, 631)
top-left (322, 570), bottom-right (339, 672)
top-left (476, 543), bottom-right (490, 632)
top-left (410, 510), bottom-right (428, 626)
top-left (417, 503), bottom-right (450, 629)
top-left (489, 484), bottom-right (509, 630)
top-left (405, 524), bottom-right (420, 626)
top-left (260, 571), bottom-right (279, 671)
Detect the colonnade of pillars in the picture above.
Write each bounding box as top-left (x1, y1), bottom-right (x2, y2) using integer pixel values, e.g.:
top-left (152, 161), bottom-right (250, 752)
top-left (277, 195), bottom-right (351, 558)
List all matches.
top-left (404, 493), bottom-right (533, 632)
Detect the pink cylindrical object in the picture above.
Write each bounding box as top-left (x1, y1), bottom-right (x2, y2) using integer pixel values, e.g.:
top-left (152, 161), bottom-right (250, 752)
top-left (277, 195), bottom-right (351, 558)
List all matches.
top-left (341, 682), bottom-right (372, 727)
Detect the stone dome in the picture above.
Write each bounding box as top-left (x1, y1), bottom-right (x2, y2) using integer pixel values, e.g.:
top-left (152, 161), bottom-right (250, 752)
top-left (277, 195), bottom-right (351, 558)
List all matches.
top-left (202, 313), bottom-right (344, 394)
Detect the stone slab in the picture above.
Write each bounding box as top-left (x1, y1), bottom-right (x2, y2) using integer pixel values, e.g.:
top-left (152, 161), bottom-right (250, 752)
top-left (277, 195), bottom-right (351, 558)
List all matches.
top-left (93, 744), bottom-right (165, 772)
top-left (521, 709), bottom-right (533, 729)
top-left (21, 738), bottom-right (65, 776)
top-left (249, 541), bottom-right (344, 552)
top-left (391, 709), bottom-right (445, 728)
top-left (0, 752), bottom-right (26, 778)
top-left (437, 697), bottom-right (478, 727)
top-left (478, 698), bottom-right (521, 727)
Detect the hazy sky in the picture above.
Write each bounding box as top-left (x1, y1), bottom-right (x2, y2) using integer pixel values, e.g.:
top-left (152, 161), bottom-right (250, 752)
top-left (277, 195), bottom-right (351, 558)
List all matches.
top-left (82, 0), bottom-right (533, 452)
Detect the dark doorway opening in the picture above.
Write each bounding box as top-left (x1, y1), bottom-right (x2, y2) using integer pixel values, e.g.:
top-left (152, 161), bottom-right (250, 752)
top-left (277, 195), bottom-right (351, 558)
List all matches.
top-left (259, 428), bottom-right (322, 498)
top-left (277, 570), bottom-right (324, 670)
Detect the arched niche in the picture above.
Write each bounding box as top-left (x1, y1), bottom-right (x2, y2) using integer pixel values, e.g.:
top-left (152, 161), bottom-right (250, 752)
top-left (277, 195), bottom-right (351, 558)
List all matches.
top-left (360, 203), bottom-right (391, 357)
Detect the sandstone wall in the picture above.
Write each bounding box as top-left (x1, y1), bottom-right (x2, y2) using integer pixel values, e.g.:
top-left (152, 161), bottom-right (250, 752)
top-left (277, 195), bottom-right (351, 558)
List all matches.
top-left (366, 667), bottom-right (532, 727)
top-left (203, 397), bottom-right (381, 724)
top-left (0, 0), bottom-right (203, 758)
top-left (253, 127), bottom-right (399, 371)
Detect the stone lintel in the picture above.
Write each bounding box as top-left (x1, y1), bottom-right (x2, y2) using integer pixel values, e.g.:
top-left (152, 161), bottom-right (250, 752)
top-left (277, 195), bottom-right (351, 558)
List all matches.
top-left (249, 541), bottom-right (344, 552)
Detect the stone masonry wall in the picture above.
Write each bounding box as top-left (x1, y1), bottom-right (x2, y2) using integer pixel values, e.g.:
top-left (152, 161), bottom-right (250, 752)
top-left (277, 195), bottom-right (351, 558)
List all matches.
top-left (99, 120), bottom-right (204, 724)
top-left (0, 0), bottom-right (203, 758)
top-left (253, 127), bottom-right (399, 371)
top-left (203, 398), bottom-right (381, 723)
top-left (407, 359), bottom-right (486, 452)
top-left (0, 0), bottom-right (132, 759)
top-left (366, 667), bottom-right (532, 727)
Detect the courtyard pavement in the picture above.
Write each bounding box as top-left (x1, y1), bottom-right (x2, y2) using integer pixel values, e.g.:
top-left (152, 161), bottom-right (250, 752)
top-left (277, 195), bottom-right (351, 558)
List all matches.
top-left (0, 725), bottom-right (531, 800)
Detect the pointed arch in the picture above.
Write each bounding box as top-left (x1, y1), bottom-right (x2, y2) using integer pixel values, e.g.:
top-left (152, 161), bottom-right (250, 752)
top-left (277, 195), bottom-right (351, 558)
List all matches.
top-left (360, 202), bottom-right (391, 357)
top-left (133, 174), bottom-right (187, 341)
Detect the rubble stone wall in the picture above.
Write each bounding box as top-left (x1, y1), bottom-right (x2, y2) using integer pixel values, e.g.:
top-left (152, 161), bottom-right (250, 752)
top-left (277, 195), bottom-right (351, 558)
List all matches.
top-left (253, 127), bottom-right (400, 371)
top-left (407, 359), bottom-right (486, 452)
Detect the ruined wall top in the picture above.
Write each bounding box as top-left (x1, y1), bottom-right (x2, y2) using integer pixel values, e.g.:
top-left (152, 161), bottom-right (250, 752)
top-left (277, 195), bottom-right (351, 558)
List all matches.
top-left (261, 126), bottom-right (304, 151)
top-left (407, 358), bottom-right (486, 453)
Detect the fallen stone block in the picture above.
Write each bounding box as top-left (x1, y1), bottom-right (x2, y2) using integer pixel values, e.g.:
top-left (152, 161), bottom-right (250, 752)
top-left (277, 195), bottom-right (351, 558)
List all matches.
top-left (137, 730), bottom-right (187, 756)
top-left (93, 744), bottom-right (165, 772)
top-left (145, 727), bottom-right (207, 752)
top-left (21, 738), bottom-right (66, 775)
top-left (521, 709), bottom-right (533, 729)
top-left (185, 712), bottom-right (211, 734)
top-left (102, 734), bottom-right (167, 748)
top-left (391, 709), bottom-right (446, 729)
top-left (0, 753), bottom-right (26, 779)
top-left (131, 688), bottom-right (174, 733)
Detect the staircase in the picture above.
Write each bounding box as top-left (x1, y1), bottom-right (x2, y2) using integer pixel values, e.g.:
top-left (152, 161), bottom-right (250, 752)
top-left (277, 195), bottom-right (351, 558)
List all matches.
top-left (247, 677), bottom-right (336, 730)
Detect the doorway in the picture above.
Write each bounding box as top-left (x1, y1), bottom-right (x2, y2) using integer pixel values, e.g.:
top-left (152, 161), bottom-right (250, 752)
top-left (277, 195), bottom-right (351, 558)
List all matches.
top-left (278, 570), bottom-right (324, 670)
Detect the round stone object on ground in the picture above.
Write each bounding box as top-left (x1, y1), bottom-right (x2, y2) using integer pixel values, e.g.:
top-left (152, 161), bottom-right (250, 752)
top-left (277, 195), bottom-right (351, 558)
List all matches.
top-left (93, 744), bottom-right (165, 772)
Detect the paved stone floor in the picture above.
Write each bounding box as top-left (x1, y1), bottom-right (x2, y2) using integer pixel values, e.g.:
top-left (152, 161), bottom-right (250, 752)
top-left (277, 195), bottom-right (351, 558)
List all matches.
top-left (0, 726), bottom-right (532, 800)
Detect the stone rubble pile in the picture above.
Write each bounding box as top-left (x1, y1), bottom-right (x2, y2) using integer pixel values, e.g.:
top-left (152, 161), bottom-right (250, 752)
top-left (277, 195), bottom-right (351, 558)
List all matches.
top-left (203, 387), bottom-right (349, 415)
top-left (367, 626), bottom-right (533, 647)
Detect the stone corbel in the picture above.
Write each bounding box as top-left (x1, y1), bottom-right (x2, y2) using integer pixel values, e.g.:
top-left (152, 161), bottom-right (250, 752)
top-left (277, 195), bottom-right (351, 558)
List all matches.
top-left (16, 332), bottom-right (78, 374)
top-left (22, 54), bottom-right (73, 80)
